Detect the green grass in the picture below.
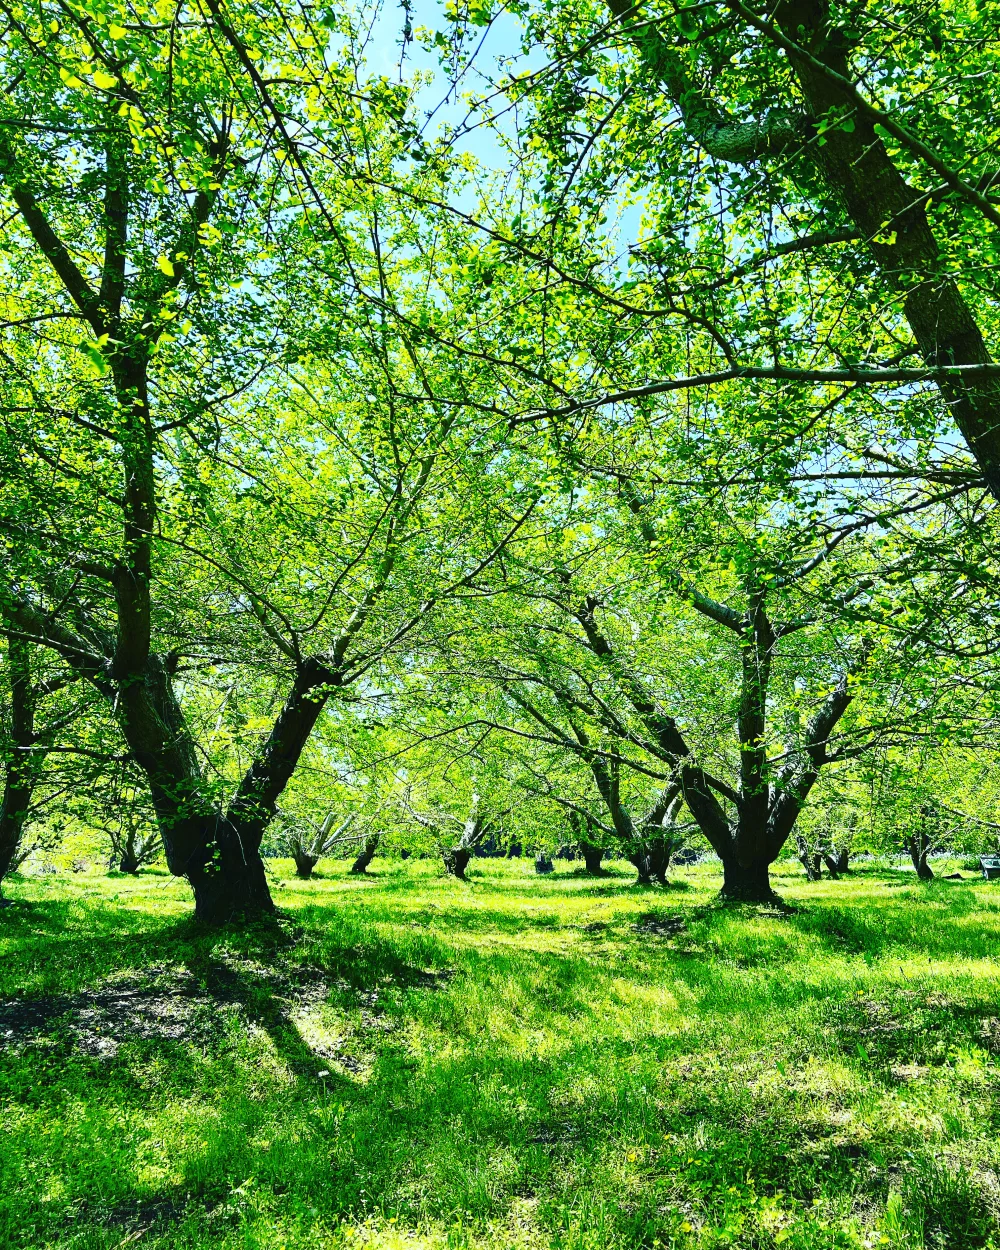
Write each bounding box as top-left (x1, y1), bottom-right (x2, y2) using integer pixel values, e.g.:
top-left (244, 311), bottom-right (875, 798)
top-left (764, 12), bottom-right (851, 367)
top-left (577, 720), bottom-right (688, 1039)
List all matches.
top-left (2, 857), bottom-right (1000, 1249)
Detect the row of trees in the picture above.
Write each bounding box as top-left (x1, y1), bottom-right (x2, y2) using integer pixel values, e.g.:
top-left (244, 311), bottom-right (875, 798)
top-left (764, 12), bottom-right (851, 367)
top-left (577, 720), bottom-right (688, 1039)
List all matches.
top-left (1, 0), bottom-right (999, 917)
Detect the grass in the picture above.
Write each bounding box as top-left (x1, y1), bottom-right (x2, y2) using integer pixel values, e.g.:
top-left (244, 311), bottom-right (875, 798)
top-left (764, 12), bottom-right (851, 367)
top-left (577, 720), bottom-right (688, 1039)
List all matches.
top-left (2, 857), bottom-right (1000, 1250)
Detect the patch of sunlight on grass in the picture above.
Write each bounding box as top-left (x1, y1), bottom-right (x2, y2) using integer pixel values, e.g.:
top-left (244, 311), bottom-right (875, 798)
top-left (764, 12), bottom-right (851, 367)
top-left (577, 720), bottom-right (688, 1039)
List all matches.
top-left (2, 857), bottom-right (999, 1248)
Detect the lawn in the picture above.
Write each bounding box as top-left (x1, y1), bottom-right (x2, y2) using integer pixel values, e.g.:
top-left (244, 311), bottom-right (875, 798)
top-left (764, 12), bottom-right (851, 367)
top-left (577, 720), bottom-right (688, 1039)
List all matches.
top-left (1, 858), bottom-right (999, 1249)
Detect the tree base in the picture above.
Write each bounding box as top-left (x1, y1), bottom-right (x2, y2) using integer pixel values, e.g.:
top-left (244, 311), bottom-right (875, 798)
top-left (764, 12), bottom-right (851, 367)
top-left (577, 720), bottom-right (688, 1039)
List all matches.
top-left (719, 857), bottom-right (783, 904)
top-left (443, 847), bottom-right (471, 880)
top-left (190, 853), bottom-right (275, 924)
top-left (293, 852), bottom-right (318, 879)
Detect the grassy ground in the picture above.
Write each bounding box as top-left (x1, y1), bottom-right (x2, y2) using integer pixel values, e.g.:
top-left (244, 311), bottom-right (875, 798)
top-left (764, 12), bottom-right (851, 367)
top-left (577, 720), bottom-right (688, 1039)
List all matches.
top-left (1, 858), bottom-right (999, 1250)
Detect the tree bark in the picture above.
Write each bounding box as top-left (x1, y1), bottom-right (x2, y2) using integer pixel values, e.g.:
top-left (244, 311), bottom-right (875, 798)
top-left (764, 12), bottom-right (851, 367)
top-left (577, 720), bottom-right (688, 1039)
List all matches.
top-left (628, 849), bottom-right (653, 885)
top-left (443, 846), bottom-right (472, 879)
top-left (579, 841), bottom-right (605, 874)
top-left (350, 832), bottom-right (380, 874)
top-left (646, 835), bottom-right (673, 885)
top-left (720, 855), bottom-right (779, 902)
top-left (118, 850), bottom-right (140, 875)
top-left (772, 2), bottom-right (1000, 500)
top-left (0, 631), bottom-right (39, 890)
top-left (186, 823), bottom-right (275, 923)
top-left (905, 831), bottom-right (935, 880)
top-left (293, 851), bottom-right (319, 879)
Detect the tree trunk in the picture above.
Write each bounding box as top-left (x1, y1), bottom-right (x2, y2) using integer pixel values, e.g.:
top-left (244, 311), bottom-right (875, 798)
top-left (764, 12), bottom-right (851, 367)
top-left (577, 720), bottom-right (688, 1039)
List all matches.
top-left (797, 839), bottom-right (823, 880)
top-left (629, 849), bottom-right (653, 885)
top-left (443, 846), bottom-right (472, 879)
top-left (293, 850), bottom-right (318, 879)
top-left (0, 631), bottom-right (39, 891)
top-left (721, 855), bottom-right (778, 902)
top-left (350, 833), bottom-right (380, 874)
top-left (185, 819), bottom-right (275, 924)
top-left (535, 854), bottom-right (554, 874)
top-left (646, 836), bottom-right (672, 885)
top-left (580, 841), bottom-right (605, 874)
top-left (905, 832), bottom-right (935, 881)
top-left (822, 848), bottom-right (849, 879)
top-left (118, 850), bottom-right (141, 875)
top-left (774, 4), bottom-right (1000, 502)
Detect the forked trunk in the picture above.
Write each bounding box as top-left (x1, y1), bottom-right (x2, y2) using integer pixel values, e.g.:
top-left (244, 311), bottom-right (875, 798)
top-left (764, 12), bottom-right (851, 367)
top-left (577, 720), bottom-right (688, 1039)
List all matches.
top-left (579, 841), bottom-right (605, 875)
top-left (443, 846), bottom-right (472, 879)
top-left (720, 855), bottom-right (778, 903)
top-left (350, 833), bottom-right (380, 874)
top-left (293, 850), bottom-right (319, 879)
top-left (905, 832), bottom-right (935, 881)
top-left (119, 850), bottom-right (141, 875)
top-left (826, 848), bottom-right (850, 876)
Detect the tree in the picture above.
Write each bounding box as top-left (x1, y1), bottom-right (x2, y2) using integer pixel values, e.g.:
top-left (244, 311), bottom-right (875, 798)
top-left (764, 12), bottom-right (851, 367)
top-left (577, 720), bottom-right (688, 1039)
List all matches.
top-left (0, 0), bottom-right (540, 921)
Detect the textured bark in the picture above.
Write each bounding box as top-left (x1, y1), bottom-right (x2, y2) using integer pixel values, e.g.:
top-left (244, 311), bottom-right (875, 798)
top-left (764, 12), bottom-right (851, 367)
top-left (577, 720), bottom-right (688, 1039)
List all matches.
top-left (629, 849), bottom-right (653, 885)
top-left (186, 830), bottom-right (275, 924)
top-left (0, 631), bottom-right (38, 888)
top-left (828, 847), bottom-right (850, 875)
top-left (350, 832), bottom-right (380, 874)
top-left (721, 856), bottom-right (779, 902)
top-left (646, 836), bottom-right (673, 885)
top-left (905, 829), bottom-right (935, 881)
top-left (772, 2), bottom-right (1000, 500)
top-left (579, 841), bottom-right (606, 875)
top-left (293, 851), bottom-right (319, 879)
top-left (118, 850), bottom-right (141, 875)
top-left (443, 846), bottom-right (472, 879)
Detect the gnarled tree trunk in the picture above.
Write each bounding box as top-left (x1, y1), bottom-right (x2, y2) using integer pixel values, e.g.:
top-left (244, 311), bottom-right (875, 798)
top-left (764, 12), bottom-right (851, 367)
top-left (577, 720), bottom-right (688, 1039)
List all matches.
top-left (293, 850), bottom-right (319, 879)
top-left (824, 848), bottom-right (850, 877)
top-left (904, 829), bottom-right (935, 881)
top-left (351, 832), bottom-right (380, 874)
top-left (443, 846), bottom-right (472, 879)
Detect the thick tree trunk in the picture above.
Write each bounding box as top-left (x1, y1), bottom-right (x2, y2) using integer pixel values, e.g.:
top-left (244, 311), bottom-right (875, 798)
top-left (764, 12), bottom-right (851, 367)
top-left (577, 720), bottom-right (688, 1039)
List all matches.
top-left (822, 851), bottom-right (843, 880)
top-left (646, 836), bottom-right (672, 885)
top-left (0, 631), bottom-right (39, 891)
top-left (186, 823), bottom-right (275, 923)
top-left (775, 4), bottom-right (1000, 501)
top-left (350, 833), bottom-right (380, 874)
top-left (580, 841), bottom-right (605, 874)
top-left (293, 850), bottom-right (319, 879)
top-left (443, 846), bottom-right (472, 879)
top-left (720, 855), bottom-right (778, 902)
